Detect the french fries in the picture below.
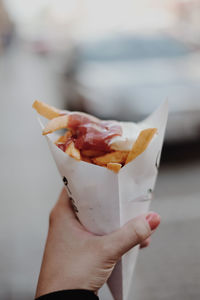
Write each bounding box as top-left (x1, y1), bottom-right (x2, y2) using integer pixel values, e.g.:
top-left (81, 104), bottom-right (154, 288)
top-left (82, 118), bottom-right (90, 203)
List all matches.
top-left (81, 150), bottom-right (105, 158)
top-left (65, 141), bottom-right (81, 161)
top-left (42, 115), bottom-right (69, 135)
top-left (92, 151), bottom-right (129, 166)
top-left (42, 113), bottom-right (99, 135)
top-left (107, 163), bottom-right (122, 173)
top-left (55, 131), bottom-right (72, 144)
top-left (125, 128), bottom-right (157, 164)
top-left (82, 156), bottom-right (92, 163)
top-left (33, 100), bottom-right (157, 173)
top-left (32, 100), bottom-right (61, 120)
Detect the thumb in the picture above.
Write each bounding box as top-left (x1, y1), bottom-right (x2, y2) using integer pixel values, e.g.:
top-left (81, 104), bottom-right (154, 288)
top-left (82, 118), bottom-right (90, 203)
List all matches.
top-left (103, 212), bottom-right (160, 259)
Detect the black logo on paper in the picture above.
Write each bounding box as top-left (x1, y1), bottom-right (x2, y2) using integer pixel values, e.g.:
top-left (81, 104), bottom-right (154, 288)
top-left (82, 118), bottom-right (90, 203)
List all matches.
top-left (63, 176), bottom-right (79, 213)
top-left (148, 188), bottom-right (153, 197)
top-left (144, 188), bottom-right (153, 201)
top-left (63, 176), bottom-right (72, 194)
top-left (69, 197), bottom-right (79, 213)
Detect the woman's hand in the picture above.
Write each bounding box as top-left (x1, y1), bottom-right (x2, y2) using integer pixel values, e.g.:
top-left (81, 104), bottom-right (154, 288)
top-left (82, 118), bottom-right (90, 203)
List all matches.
top-left (36, 188), bottom-right (160, 298)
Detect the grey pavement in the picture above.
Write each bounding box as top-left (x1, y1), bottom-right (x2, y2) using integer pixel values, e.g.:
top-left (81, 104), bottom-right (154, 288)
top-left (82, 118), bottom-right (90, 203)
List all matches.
top-left (0, 41), bottom-right (200, 300)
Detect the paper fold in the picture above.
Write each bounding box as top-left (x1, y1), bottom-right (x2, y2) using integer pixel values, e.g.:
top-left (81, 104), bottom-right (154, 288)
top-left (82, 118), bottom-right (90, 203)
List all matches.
top-left (40, 101), bottom-right (168, 300)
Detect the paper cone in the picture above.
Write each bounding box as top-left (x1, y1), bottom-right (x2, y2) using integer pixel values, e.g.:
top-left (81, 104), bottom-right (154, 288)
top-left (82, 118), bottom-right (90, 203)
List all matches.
top-left (39, 101), bottom-right (168, 300)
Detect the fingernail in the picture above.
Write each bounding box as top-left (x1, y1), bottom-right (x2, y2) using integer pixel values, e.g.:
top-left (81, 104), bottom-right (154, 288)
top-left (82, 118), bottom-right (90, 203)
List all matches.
top-left (146, 213), bottom-right (160, 230)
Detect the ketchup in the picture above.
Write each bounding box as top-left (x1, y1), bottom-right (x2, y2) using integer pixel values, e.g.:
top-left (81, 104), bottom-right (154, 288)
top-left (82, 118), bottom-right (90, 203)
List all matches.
top-left (68, 113), bottom-right (122, 152)
top-left (57, 143), bottom-right (66, 152)
top-left (56, 112), bottom-right (122, 152)
top-left (57, 137), bottom-right (73, 152)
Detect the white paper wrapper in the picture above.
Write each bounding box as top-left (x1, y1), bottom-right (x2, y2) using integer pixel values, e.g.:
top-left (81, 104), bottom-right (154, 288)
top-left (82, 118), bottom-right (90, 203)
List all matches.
top-left (39, 101), bottom-right (168, 300)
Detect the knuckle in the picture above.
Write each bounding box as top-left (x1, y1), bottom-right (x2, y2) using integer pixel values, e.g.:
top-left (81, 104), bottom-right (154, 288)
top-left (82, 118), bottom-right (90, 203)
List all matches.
top-left (132, 219), bottom-right (151, 243)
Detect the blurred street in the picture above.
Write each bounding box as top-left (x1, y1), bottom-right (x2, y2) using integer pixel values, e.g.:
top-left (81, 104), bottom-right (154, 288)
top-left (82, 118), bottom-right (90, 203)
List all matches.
top-left (0, 41), bottom-right (200, 300)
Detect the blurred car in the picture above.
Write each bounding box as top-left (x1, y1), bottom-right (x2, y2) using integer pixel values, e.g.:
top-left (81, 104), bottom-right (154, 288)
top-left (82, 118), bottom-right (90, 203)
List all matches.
top-left (63, 34), bottom-right (200, 143)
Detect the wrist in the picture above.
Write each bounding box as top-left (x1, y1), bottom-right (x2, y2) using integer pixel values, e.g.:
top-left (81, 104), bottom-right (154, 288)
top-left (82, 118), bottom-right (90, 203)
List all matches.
top-left (36, 269), bottom-right (95, 298)
top-left (35, 290), bottom-right (99, 300)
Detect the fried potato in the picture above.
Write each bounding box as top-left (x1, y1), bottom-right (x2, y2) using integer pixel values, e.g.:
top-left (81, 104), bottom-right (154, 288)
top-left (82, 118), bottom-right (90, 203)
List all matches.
top-left (32, 100), bottom-right (61, 120)
top-left (55, 135), bottom-right (66, 143)
top-left (82, 156), bottom-right (92, 163)
top-left (55, 131), bottom-right (72, 144)
top-left (43, 115), bottom-right (69, 135)
top-left (65, 130), bottom-right (72, 139)
top-left (65, 141), bottom-right (81, 160)
top-left (81, 150), bottom-right (105, 158)
top-left (125, 128), bottom-right (157, 164)
top-left (33, 100), bottom-right (158, 168)
top-left (107, 163), bottom-right (122, 173)
top-left (92, 151), bottom-right (128, 166)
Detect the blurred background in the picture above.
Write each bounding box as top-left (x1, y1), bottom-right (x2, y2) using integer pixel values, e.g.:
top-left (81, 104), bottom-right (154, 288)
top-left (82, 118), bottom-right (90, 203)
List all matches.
top-left (0, 0), bottom-right (200, 299)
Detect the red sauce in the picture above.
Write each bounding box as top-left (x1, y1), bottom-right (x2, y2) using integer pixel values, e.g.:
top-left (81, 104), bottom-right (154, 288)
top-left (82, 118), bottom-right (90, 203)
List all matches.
top-left (57, 137), bottom-right (73, 152)
top-left (65, 113), bottom-right (122, 152)
top-left (57, 143), bottom-right (66, 152)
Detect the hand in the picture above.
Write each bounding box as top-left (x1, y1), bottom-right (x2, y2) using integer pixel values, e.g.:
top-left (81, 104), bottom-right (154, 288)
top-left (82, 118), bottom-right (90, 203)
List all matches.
top-left (36, 188), bottom-right (160, 298)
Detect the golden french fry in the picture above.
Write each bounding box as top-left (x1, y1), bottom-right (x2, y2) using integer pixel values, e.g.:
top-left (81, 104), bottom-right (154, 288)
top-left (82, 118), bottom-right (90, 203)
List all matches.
top-left (32, 100), bottom-right (61, 120)
top-left (55, 133), bottom-right (67, 144)
top-left (55, 135), bottom-right (66, 143)
top-left (107, 163), bottom-right (122, 173)
top-left (82, 156), bottom-right (92, 163)
top-left (92, 151), bottom-right (128, 166)
top-left (65, 141), bottom-right (81, 160)
top-left (81, 150), bottom-right (105, 158)
top-left (64, 131), bottom-right (72, 139)
top-left (42, 115), bottom-right (69, 135)
top-left (125, 128), bottom-right (157, 164)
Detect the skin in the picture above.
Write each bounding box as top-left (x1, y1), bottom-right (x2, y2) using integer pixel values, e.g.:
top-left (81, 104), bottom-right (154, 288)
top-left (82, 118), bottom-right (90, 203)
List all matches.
top-left (36, 188), bottom-right (160, 298)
